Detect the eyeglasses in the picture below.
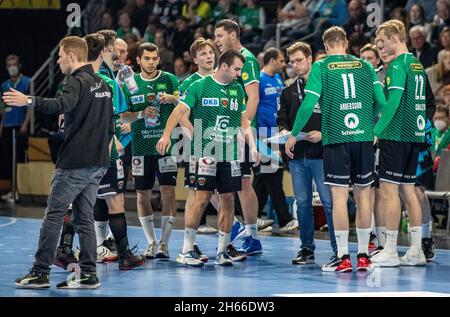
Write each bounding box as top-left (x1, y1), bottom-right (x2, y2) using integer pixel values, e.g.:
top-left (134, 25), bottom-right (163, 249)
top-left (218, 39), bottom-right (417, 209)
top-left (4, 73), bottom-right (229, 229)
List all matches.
top-left (288, 58), bottom-right (304, 66)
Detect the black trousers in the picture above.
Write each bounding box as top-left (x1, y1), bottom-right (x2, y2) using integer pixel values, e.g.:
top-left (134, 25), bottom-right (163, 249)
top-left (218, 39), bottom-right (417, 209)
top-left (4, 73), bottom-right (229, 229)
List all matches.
top-left (0, 126), bottom-right (27, 180)
top-left (252, 166), bottom-right (292, 227)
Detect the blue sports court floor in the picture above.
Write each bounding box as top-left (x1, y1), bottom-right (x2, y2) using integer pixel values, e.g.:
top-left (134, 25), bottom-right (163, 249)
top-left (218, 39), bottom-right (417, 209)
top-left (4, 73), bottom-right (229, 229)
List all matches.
top-left (1, 216), bottom-right (449, 297)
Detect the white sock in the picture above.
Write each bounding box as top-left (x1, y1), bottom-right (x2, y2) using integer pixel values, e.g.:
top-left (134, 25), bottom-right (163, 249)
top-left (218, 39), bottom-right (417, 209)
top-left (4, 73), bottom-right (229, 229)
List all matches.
top-left (376, 226), bottom-right (387, 247)
top-left (334, 230), bottom-right (349, 258)
top-left (357, 227), bottom-right (371, 255)
top-left (139, 215), bottom-right (156, 244)
top-left (410, 226), bottom-right (422, 252)
top-left (106, 229), bottom-right (114, 240)
top-left (422, 222), bottom-right (431, 238)
top-left (217, 231), bottom-right (231, 254)
top-left (160, 216), bottom-right (175, 244)
top-left (182, 228), bottom-right (197, 253)
top-left (371, 213), bottom-right (376, 232)
top-left (384, 230), bottom-right (398, 253)
top-left (245, 224), bottom-right (258, 239)
top-left (94, 221), bottom-right (108, 246)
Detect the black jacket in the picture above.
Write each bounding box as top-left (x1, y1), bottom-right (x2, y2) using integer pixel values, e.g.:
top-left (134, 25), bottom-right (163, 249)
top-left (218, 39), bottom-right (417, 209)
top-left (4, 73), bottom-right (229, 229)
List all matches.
top-left (33, 64), bottom-right (114, 169)
top-left (277, 77), bottom-right (323, 160)
top-left (411, 42), bottom-right (439, 69)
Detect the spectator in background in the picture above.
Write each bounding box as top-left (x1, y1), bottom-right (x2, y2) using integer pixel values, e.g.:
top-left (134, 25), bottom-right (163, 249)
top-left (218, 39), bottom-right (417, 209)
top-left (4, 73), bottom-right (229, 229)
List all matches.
top-left (194, 27), bottom-right (208, 40)
top-left (281, 0), bottom-right (317, 42)
top-left (257, 51), bottom-right (264, 69)
top-left (406, 0), bottom-right (437, 22)
top-left (127, 0), bottom-right (153, 36)
top-left (438, 84), bottom-right (450, 105)
top-left (212, 0), bottom-right (240, 23)
top-left (143, 15), bottom-right (162, 43)
top-left (360, 43), bottom-right (381, 70)
top-left (182, 0), bottom-right (212, 27)
top-left (239, 0), bottom-right (266, 44)
top-left (152, 0), bottom-right (182, 29)
top-left (314, 49), bottom-right (326, 61)
top-left (348, 32), bottom-right (366, 57)
top-left (99, 11), bottom-right (116, 31)
top-left (391, 8), bottom-right (410, 34)
top-left (431, 0), bottom-right (450, 46)
top-left (155, 30), bottom-right (174, 73)
top-left (438, 27), bottom-right (450, 60)
top-left (343, 0), bottom-right (371, 42)
top-left (410, 25), bottom-right (439, 69)
top-left (0, 54), bottom-right (31, 199)
top-left (116, 11), bottom-right (142, 40)
top-left (432, 105), bottom-right (450, 156)
top-left (172, 17), bottom-right (194, 57)
top-left (427, 49), bottom-right (450, 95)
top-left (311, 0), bottom-right (349, 49)
top-left (409, 4), bottom-right (432, 42)
top-left (174, 57), bottom-right (190, 82)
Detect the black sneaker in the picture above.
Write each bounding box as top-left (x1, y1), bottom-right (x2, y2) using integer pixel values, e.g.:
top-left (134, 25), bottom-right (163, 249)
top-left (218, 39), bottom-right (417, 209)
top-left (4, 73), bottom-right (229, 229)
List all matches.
top-left (226, 244), bottom-right (247, 262)
top-left (15, 271), bottom-right (50, 289)
top-left (57, 273), bottom-right (100, 289)
top-left (292, 248), bottom-right (315, 265)
top-left (117, 237), bottom-right (146, 270)
top-left (54, 245), bottom-right (78, 270)
top-left (193, 244), bottom-right (208, 262)
top-left (422, 237), bottom-right (436, 262)
top-left (104, 237), bottom-right (118, 253)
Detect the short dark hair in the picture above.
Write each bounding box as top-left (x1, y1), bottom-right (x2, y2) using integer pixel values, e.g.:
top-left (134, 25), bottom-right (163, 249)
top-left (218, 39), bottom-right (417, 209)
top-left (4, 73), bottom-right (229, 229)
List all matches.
top-left (97, 29), bottom-right (117, 47)
top-left (6, 54), bottom-right (21, 65)
top-left (215, 19), bottom-right (240, 38)
top-left (218, 49), bottom-right (245, 68)
top-left (263, 48), bottom-right (282, 66)
top-left (360, 43), bottom-right (379, 59)
top-left (137, 42), bottom-right (159, 58)
top-left (85, 33), bottom-right (106, 62)
top-left (190, 37), bottom-right (218, 58)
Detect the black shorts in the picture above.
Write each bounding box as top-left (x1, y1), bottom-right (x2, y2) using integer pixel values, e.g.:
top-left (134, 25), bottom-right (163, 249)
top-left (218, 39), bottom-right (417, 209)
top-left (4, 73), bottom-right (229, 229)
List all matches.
top-left (184, 156), bottom-right (197, 188)
top-left (378, 140), bottom-right (421, 185)
top-left (323, 142), bottom-right (374, 187)
top-left (195, 157), bottom-right (242, 194)
top-left (372, 144), bottom-right (380, 188)
top-left (132, 155), bottom-right (177, 190)
top-left (241, 143), bottom-right (256, 177)
top-left (98, 159), bottom-right (125, 197)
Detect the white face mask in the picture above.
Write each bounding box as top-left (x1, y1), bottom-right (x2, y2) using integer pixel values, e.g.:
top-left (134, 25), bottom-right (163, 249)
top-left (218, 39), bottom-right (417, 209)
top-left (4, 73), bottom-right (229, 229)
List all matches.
top-left (434, 119), bottom-right (448, 132)
top-left (8, 66), bottom-right (19, 77)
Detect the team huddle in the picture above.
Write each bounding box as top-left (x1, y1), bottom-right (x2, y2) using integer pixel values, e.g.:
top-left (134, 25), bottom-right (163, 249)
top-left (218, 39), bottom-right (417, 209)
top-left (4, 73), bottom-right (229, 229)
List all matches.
top-left (4, 17), bottom-right (434, 289)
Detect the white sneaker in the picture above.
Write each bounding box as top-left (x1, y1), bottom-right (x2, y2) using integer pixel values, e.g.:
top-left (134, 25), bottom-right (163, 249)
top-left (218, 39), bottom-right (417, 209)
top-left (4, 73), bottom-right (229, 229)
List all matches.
top-left (144, 241), bottom-right (158, 259)
top-left (400, 248), bottom-right (427, 266)
top-left (198, 224), bottom-right (218, 234)
top-left (155, 242), bottom-right (170, 260)
top-left (257, 218), bottom-right (274, 230)
top-left (370, 249), bottom-right (400, 267)
top-left (96, 244), bottom-right (118, 263)
top-left (279, 219), bottom-right (299, 232)
top-left (176, 250), bottom-right (204, 267)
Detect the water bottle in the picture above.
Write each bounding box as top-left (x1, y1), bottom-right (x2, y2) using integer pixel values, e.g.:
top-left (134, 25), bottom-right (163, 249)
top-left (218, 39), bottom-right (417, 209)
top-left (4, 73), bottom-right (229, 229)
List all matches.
top-left (117, 63), bottom-right (138, 94)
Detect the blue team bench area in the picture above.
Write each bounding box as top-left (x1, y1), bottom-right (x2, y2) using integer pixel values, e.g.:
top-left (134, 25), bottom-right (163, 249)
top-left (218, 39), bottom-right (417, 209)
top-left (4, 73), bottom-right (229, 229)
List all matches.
top-left (0, 216), bottom-right (449, 297)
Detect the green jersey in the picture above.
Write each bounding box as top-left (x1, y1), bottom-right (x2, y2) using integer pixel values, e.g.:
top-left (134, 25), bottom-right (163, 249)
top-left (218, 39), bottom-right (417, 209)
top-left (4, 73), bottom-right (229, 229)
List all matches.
top-left (180, 75), bottom-right (246, 161)
top-left (375, 53), bottom-right (426, 143)
top-left (238, 47), bottom-right (259, 128)
top-left (98, 72), bottom-right (126, 161)
top-left (301, 55), bottom-right (382, 145)
top-left (123, 71), bottom-right (180, 156)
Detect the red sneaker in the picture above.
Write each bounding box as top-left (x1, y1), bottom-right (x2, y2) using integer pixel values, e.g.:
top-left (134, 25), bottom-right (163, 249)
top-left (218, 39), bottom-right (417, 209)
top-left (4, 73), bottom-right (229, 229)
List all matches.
top-left (321, 254), bottom-right (353, 273)
top-left (357, 253), bottom-right (372, 272)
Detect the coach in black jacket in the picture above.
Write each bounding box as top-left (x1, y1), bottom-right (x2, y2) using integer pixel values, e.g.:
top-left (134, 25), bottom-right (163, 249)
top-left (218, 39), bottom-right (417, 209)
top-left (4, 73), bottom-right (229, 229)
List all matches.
top-left (277, 42), bottom-right (337, 265)
top-left (4, 36), bottom-right (114, 289)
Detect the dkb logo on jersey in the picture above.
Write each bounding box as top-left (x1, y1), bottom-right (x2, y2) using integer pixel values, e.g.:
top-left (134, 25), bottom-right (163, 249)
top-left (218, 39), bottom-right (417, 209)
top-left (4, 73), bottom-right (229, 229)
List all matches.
top-left (344, 113), bottom-right (359, 129)
top-left (417, 115), bottom-right (426, 131)
top-left (131, 95), bottom-right (145, 104)
top-left (214, 116), bottom-right (230, 132)
top-left (202, 98), bottom-right (219, 107)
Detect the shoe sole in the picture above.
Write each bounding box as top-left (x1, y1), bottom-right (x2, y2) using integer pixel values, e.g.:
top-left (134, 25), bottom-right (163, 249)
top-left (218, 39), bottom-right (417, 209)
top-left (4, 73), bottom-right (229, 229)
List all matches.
top-left (145, 255), bottom-right (156, 260)
top-left (245, 250), bottom-right (263, 256)
top-left (155, 254), bottom-right (170, 260)
top-left (176, 257), bottom-right (204, 267)
top-left (15, 283), bottom-right (50, 289)
top-left (292, 259), bottom-right (315, 265)
top-left (321, 267), bottom-right (353, 273)
top-left (57, 283), bottom-right (101, 289)
top-left (214, 261), bottom-right (233, 266)
top-left (371, 260), bottom-right (400, 267)
top-left (357, 266), bottom-right (371, 272)
top-left (231, 255), bottom-right (247, 262)
top-left (400, 261), bottom-right (427, 266)
top-left (199, 257), bottom-right (209, 263)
